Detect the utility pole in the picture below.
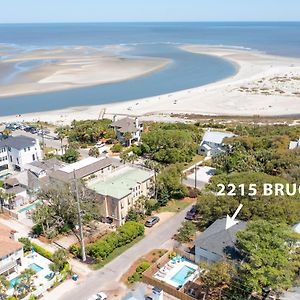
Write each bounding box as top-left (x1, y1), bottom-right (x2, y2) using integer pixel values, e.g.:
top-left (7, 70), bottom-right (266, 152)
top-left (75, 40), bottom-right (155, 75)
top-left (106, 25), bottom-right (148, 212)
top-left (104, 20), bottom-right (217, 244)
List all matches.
top-left (194, 165), bottom-right (197, 189)
top-left (41, 123), bottom-right (45, 150)
top-left (73, 170), bottom-right (86, 262)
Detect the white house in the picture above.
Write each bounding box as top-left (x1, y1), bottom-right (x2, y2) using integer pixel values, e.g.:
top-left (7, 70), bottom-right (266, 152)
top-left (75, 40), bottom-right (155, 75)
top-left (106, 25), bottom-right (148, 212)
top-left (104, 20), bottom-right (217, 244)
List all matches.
top-left (289, 138), bottom-right (300, 150)
top-left (0, 136), bottom-right (42, 172)
top-left (111, 116), bottom-right (143, 146)
top-left (198, 130), bottom-right (236, 157)
top-left (0, 224), bottom-right (23, 276)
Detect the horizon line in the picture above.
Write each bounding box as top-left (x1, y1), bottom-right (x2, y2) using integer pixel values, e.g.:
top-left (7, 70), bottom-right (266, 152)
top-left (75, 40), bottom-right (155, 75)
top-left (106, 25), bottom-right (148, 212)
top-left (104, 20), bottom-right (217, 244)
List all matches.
top-left (0, 20), bottom-right (300, 25)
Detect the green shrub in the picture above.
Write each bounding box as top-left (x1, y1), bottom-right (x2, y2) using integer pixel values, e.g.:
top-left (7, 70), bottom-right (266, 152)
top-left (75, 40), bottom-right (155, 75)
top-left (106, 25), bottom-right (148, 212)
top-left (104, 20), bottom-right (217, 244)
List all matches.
top-left (111, 143), bottom-right (123, 153)
top-left (31, 243), bottom-right (53, 261)
top-left (18, 237), bottom-right (32, 253)
top-left (32, 224), bottom-right (43, 236)
top-left (128, 272), bottom-right (140, 284)
top-left (136, 261), bottom-right (150, 273)
top-left (128, 260), bottom-right (150, 284)
top-left (69, 244), bottom-right (81, 258)
top-left (88, 221), bottom-right (144, 260)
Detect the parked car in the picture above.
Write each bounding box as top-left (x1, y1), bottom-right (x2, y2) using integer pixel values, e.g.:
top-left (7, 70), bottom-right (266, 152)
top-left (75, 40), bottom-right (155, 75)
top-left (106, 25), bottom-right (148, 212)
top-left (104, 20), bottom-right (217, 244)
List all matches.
top-left (95, 143), bottom-right (108, 154)
top-left (37, 129), bottom-right (50, 135)
top-left (24, 126), bottom-right (35, 132)
top-left (145, 216), bottom-right (160, 227)
top-left (87, 292), bottom-right (107, 300)
top-left (185, 205), bottom-right (197, 221)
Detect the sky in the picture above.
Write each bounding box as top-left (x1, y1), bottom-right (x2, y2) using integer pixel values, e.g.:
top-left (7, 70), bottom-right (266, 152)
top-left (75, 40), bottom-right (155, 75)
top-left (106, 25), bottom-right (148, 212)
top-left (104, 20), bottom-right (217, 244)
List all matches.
top-left (0, 0), bottom-right (299, 23)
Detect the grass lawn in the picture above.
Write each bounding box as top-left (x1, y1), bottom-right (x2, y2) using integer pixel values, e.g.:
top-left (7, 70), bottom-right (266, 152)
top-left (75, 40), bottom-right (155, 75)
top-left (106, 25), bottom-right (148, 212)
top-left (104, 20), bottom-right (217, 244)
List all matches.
top-left (91, 235), bottom-right (144, 270)
top-left (158, 198), bottom-right (193, 213)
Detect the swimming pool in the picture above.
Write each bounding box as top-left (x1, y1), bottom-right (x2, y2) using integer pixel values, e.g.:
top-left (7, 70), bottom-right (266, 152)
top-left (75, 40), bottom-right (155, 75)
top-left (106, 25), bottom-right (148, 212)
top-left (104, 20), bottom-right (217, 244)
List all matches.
top-left (9, 276), bottom-right (20, 288)
top-left (18, 201), bottom-right (41, 213)
top-left (29, 263), bottom-right (44, 273)
top-left (171, 265), bottom-right (196, 286)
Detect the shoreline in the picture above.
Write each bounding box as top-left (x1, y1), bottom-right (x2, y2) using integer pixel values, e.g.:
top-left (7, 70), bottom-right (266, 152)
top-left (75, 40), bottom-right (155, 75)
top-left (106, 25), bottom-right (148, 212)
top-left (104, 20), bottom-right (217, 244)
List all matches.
top-left (1, 44), bottom-right (300, 124)
top-left (0, 45), bottom-right (171, 98)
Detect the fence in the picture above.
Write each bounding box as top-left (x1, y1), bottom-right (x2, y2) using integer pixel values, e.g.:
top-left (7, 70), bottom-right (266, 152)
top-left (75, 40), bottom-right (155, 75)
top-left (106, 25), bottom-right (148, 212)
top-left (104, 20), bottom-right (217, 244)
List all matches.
top-left (141, 250), bottom-right (198, 300)
top-left (2, 206), bottom-right (19, 219)
top-left (174, 245), bottom-right (196, 262)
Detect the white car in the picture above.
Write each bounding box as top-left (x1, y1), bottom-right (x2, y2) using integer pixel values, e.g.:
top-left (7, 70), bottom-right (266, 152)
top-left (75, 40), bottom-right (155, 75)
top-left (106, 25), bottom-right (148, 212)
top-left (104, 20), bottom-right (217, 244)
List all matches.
top-left (95, 143), bottom-right (108, 154)
top-left (88, 292), bottom-right (107, 300)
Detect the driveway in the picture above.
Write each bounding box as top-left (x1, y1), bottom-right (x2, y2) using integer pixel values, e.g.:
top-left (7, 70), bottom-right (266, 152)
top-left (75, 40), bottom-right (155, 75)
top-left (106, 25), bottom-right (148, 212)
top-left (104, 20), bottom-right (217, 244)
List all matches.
top-left (46, 203), bottom-right (194, 300)
top-left (183, 166), bottom-right (215, 189)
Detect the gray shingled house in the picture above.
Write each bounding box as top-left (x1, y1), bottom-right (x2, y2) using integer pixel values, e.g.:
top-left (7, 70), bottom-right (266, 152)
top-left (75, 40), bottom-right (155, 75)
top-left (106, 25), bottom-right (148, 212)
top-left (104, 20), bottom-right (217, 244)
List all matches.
top-left (110, 116), bottom-right (143, 146)
top-left (194, 218), bottom-right (247, 264)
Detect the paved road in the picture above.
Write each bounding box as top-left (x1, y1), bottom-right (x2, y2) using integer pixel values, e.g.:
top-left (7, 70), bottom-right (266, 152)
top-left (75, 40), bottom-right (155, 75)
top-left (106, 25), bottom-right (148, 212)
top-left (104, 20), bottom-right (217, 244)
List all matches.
top-left (58, 203), bottom-right (194, 300)
top-left (281, 287), bottom-right (300, 300)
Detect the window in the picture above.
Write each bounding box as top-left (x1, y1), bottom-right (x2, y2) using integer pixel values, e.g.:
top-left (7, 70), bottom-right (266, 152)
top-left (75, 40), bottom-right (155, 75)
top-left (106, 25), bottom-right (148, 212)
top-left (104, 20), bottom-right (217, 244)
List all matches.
top-left (32, 154), bottom-right (36, 161)
top-left (24, 148), bottom-right (26, 152)
top-left (8, 147), bottom-right (11, 152)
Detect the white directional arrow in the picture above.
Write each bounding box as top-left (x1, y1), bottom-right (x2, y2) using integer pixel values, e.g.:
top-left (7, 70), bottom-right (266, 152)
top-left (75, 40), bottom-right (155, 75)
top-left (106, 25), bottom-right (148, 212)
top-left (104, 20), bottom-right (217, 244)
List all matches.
top-left (225, 204), bottom-right (243, 230)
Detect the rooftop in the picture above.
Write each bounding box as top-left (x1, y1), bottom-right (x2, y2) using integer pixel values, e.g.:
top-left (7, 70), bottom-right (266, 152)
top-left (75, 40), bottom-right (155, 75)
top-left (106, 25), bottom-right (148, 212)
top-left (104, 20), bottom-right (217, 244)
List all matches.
top-left (0, 224), bottom-right (22, 258)
top-left (195, 218), bottom-right (247, 259)
top-left (0, 135), bottom-right (37, 150)
top-left (111, 117), bottom-right (142, 133)
top-left (88, 166), bottom-right (154, 199)
top-left (28, 158), bottom-right (65, 173)
top-left (202, 130), bottom-right (235, 145)
top-left (50, 156), bottom-right (121, 182)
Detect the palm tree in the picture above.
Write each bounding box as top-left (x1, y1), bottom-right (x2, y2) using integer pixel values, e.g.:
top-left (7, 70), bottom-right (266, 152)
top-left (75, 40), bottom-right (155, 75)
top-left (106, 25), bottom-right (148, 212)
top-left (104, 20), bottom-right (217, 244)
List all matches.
top-left (55, 127), bottom-right (66, 154)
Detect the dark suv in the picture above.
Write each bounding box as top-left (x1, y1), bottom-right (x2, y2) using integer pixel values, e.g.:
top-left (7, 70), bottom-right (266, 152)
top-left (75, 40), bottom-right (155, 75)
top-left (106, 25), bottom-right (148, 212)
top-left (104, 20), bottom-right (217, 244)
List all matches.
top-left (185, 205), bottom-right (197, 220)
top-left (145, 216), bottom-right (160, 227)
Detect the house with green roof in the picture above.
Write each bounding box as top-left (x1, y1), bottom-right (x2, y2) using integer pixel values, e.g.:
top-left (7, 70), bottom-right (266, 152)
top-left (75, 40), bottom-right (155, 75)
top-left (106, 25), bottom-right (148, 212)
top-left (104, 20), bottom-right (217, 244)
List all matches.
top-left (87, 165), bottom-right (155, 226)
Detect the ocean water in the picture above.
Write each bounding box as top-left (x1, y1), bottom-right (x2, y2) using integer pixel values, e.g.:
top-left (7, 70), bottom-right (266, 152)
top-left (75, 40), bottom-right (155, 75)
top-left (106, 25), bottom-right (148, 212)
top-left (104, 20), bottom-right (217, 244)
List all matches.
top-left (0, 22), bottom-right (299, 116)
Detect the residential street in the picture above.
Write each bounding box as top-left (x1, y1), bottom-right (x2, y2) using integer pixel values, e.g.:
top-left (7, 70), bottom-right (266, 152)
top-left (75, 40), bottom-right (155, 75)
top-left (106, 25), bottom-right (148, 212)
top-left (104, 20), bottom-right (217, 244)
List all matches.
top-left (46, 203), bottom-right (194, 300)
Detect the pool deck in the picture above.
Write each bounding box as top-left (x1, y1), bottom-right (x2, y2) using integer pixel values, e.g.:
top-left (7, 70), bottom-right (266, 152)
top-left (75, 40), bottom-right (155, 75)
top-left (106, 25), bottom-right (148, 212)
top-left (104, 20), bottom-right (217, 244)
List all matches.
top-left (7, 252), bottom-right (53, 295)
top-left (153, 257), bottom-right (199, 288)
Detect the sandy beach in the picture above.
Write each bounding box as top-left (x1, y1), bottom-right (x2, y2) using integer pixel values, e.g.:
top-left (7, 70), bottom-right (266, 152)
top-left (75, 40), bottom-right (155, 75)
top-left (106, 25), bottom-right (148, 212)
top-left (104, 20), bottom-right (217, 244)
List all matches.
top-left (1, 44), bottom-right (300, 124)
top-left (0, 45), bottom-right (170, 97)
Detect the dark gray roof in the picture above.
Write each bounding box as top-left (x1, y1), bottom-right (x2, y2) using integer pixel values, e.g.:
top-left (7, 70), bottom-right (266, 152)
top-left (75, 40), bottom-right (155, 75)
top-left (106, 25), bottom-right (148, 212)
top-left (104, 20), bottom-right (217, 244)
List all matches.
top-left (5, 185), bottom-right (26, 195)
top-left (29, 158), bottom-right (65, 172)
top-left (111, 117), bottom-right (142, 133)
top-left (0, 135), bottom-right (37, 150)
top-left (195, 218), bottom-right (247, 259)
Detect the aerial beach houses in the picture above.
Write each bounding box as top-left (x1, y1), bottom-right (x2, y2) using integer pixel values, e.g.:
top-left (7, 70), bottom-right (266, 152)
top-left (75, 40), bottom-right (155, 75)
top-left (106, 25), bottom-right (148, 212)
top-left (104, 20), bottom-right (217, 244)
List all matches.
top-left (0, 224), bottom-right (23, 276)
top-left (87, 165), bottom-right (155, 226)
top-left (111, 116), bottom-right (143, 146)
top-left (194, 218), bottom-right (247, 264)
top-left (0, 136), bottom-right (42, 172)
top-left (49, 156), bottom-right (155, 226)
top-left (198, 130), bottom-right (235, 157)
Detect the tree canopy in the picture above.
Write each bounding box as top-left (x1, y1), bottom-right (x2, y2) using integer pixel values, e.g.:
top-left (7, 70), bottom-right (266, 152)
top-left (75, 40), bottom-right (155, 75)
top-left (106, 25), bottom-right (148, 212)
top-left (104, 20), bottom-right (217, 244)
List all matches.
top-left (236, 220), bottom-right (300, 294)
